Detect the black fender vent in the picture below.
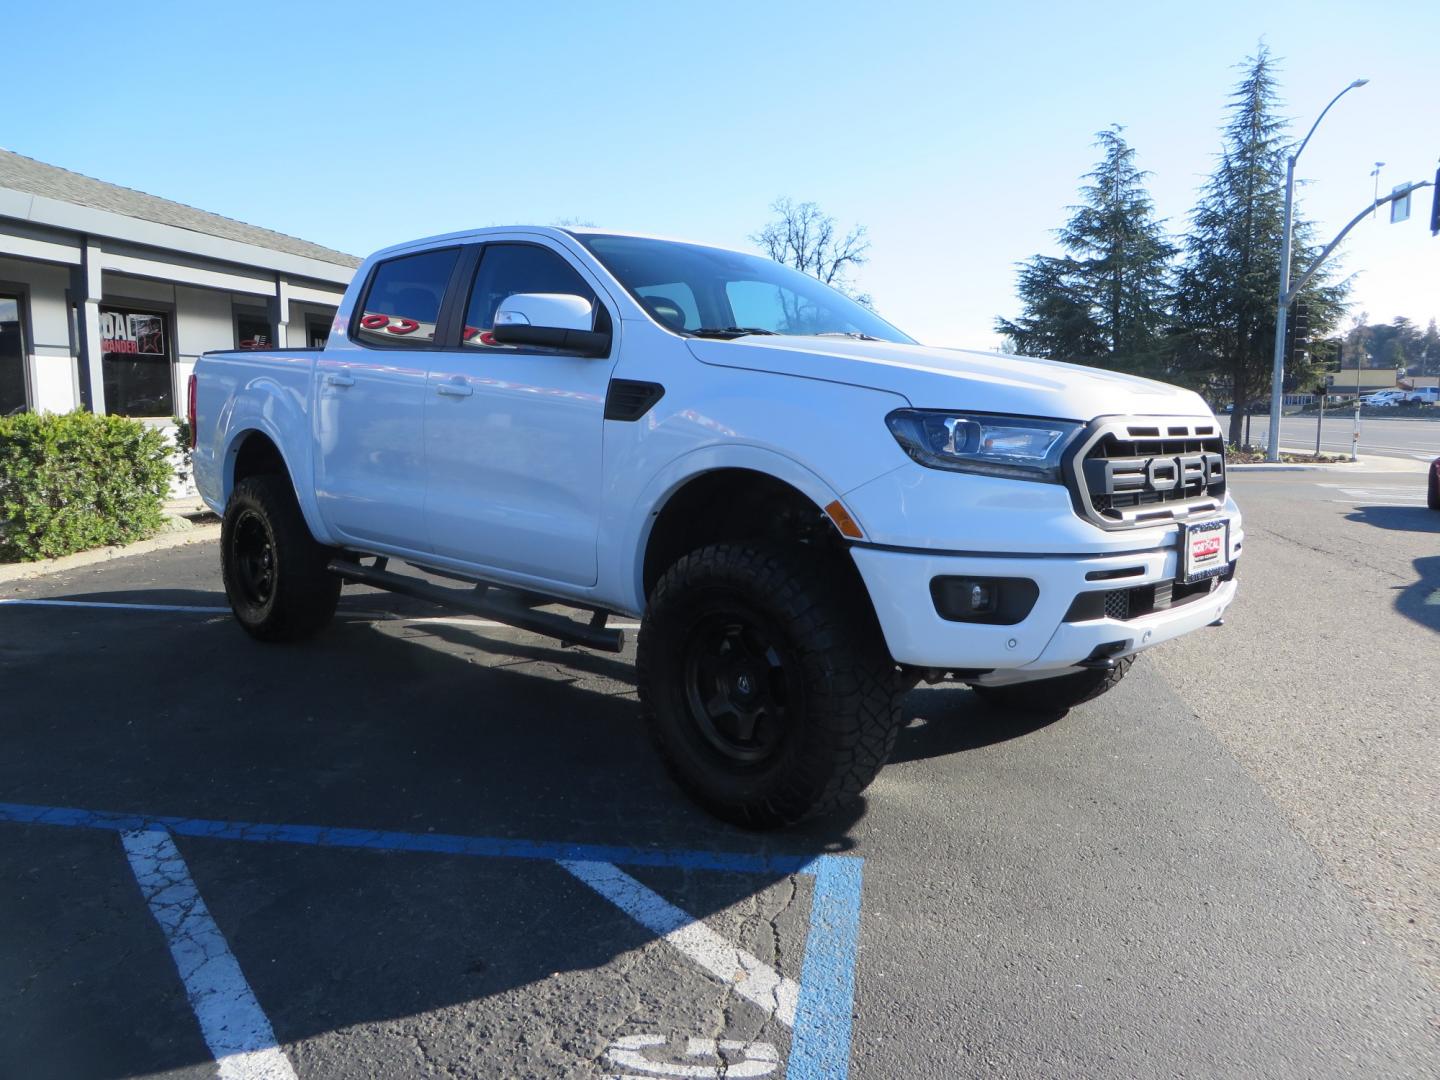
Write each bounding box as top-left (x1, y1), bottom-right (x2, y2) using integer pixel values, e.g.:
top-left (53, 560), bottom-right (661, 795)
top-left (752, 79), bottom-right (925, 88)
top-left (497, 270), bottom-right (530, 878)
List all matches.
top-left (605, 379), bottom-right (665, 421)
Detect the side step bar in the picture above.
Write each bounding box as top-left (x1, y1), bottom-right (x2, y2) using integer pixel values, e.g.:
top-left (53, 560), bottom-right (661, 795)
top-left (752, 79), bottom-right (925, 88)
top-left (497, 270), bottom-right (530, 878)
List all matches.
top-left (326, 558), bottom-right (625, 653)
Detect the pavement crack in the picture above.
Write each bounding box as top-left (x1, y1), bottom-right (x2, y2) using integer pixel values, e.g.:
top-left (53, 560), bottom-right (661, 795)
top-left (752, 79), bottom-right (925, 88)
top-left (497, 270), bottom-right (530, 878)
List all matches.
top-left (1249, 521), bottom-right (1409, 581)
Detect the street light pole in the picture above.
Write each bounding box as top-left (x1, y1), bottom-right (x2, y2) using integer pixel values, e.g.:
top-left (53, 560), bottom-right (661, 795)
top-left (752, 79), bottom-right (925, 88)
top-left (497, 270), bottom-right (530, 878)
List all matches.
top-left (1265, 78), bottom-right (1369, 462)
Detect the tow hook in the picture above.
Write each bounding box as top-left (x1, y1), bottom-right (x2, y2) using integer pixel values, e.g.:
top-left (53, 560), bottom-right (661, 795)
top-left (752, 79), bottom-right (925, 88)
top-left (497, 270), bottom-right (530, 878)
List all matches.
top-left (1209, 617), bottom-right (1225, 627)
top-left (1077, 640), bottom-right (1130, 670)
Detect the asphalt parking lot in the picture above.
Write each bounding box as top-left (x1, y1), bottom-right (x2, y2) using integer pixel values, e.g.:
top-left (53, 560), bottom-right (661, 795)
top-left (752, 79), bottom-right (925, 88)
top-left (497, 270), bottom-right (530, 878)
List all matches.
top-left (2, 470), bottom-right (1438, 1079)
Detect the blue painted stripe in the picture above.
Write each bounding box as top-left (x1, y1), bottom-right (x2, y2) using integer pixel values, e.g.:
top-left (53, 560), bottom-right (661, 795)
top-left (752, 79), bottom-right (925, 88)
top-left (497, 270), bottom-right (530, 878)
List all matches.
top-left (0, 798), bottom-right (864, 1078)
top-left (0, 800), bottom-right (816, 874)
top-left (787, 854), bottom-right (863, 1080)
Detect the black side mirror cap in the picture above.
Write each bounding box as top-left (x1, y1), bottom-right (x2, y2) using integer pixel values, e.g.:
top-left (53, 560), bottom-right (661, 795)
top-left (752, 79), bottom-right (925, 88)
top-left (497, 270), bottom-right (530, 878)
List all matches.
top-left (490, 323), bottom-right (610, 357)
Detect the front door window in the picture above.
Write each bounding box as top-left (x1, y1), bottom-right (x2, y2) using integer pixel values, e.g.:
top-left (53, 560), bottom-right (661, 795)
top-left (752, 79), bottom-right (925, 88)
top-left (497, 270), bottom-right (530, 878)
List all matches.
top-left (100, 305), bottom-right (172, 416)
top-left (0, 295), bottom-right (25, 416)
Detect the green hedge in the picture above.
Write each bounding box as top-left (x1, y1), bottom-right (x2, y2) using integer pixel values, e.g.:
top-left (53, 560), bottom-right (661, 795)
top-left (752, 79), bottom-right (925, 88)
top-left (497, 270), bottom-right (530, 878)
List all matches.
top-left (0, 411), bottom-right (173, 562)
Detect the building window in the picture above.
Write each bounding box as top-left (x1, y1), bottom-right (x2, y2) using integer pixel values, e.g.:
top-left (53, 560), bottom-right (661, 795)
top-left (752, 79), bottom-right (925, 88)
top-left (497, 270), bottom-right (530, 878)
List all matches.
top-left (305, 314), bottom-right (332, 349)
top-left (0, 294), bottom-right (26, 416)
top-left (235, 310), bottom-right (275, 350)
top-left (100, 305), bottom-right (172, 417)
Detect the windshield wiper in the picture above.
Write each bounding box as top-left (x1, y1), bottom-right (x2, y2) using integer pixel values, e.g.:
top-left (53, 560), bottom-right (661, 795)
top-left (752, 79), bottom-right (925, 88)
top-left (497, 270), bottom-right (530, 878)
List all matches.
top-left (688, 326), bottom-right (779, 339)
top-left (814, 330), bottom-right (883, 341)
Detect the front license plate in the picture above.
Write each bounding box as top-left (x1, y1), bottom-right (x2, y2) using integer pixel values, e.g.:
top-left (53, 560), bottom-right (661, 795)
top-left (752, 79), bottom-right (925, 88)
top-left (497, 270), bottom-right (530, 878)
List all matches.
top-left (1181, 520), bottom-right (1229, 584)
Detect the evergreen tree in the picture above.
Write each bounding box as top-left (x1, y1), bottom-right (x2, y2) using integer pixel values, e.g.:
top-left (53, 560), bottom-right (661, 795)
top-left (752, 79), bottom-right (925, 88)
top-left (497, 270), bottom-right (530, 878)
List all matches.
top-left (1173, 46), bottom-right (1349, 446)
top-left (995, 254), bottom-right (1106, 360)
top-left (1420, 319), bottom-right (1440, 376)
top-left (997, 127), bottom-right (1174, 371)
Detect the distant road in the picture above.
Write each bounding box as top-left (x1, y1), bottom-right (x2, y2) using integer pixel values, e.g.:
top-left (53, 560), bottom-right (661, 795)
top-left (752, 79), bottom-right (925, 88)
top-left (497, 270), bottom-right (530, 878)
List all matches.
top-left (1269, 414), bottom-right (1440, 460)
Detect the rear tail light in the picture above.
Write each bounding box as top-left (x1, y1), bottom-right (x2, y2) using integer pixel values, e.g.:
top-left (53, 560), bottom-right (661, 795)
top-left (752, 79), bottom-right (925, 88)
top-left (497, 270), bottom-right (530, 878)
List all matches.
top-left (186, 373), bottom-right (197, 449)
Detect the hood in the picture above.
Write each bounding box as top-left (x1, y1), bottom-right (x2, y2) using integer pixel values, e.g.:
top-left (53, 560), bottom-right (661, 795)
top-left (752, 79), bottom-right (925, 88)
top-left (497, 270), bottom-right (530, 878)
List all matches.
top-left (686, 336), bottom-right (1212, 421)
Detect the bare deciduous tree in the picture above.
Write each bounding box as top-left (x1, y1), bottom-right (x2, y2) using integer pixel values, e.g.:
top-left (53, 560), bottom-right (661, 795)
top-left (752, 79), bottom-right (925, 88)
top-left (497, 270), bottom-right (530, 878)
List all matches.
top-left (752, 198), bottom-right (871, 304)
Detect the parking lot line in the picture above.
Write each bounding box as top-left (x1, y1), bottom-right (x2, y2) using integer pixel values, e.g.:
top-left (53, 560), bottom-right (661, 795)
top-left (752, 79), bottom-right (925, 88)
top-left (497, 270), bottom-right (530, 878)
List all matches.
top-left (0, 800), bottom-right (863, 1079)
top-left (121, 828), bottom-right (298, 1080)
top-left (0, 598), bottom-right (232, 613)
top-left (561, 859), bottom-right (800, 1027)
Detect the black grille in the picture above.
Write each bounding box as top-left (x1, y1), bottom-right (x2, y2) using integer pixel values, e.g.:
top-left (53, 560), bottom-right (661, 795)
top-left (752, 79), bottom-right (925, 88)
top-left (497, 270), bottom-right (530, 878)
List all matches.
top-left (1065, 570), bottom-right (1230, 623)
top-left (1104, 589), bottom-right (1130, 620)
top-left (1076, 421), bottom-right (1226, 528)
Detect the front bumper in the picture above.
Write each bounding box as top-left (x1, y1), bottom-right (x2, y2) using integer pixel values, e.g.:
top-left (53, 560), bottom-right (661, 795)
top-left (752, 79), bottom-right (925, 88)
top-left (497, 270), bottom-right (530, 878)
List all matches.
top-left (849, 517), bottom-right (1241, 677)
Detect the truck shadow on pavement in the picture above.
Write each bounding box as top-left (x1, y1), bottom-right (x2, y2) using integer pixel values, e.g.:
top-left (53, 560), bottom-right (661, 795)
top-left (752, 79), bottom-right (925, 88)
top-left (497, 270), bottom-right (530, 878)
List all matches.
top-left (1, 589), bottom-right (867, 1079)
top-left (1394, 555), bottom-right (1440, 635)
top-left (1344, 503), bottom-right (1440, 535)
top-left (1340, 506), bottom-right (1440, 635)
top-left (889, 686), bottom-right (1065, 765)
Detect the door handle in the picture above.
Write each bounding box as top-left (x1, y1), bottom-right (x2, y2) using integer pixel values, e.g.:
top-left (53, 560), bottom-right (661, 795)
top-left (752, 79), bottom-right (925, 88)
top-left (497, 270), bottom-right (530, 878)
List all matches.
top-left (436, 381), bottom-right (473, 398)
top-left (324, 373), bottom-right (356, 388)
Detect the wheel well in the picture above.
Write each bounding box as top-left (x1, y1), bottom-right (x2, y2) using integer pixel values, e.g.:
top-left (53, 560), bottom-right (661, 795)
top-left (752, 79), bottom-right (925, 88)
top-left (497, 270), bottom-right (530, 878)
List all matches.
top-left (229, 430), bottom-right (288, 495)
top-left (642, 469), bottom-right (857, 600)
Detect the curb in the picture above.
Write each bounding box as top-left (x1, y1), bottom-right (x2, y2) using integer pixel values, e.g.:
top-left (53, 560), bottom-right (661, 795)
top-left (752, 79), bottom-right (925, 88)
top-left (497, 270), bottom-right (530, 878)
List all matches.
top-left (0, 523), bottom-right (222, 585)
top-left (1227, 462), bottom-right (1346, 472)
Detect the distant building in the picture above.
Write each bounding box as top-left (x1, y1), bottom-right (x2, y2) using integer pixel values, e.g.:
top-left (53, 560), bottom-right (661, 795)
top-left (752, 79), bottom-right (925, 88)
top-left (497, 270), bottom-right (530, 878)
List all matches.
top-left (0, 149), bottom-right (358, 418)
top-left (1326, 369), bottom-right (1399, 396)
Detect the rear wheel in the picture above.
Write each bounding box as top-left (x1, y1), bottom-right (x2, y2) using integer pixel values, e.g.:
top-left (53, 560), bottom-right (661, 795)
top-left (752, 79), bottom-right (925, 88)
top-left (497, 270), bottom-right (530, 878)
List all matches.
top-left (637, 543), bottom-right (903, 829)
top-left (970, 657), bottom-right (1133, 715)
top-left (221, 474), bottom-right (340, 642)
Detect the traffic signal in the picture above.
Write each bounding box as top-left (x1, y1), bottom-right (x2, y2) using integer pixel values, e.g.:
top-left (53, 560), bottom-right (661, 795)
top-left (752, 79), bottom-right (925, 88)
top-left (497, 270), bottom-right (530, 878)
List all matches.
top-left (1286, 302), bottom-right (1310, 364)
top-left (1431, 167), bottom-right (1439, 237)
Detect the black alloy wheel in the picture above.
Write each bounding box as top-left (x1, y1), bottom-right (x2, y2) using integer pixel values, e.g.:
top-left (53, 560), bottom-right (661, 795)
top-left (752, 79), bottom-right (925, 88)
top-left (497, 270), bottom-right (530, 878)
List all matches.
top-left (220, 473), bottom-right (340, 642)
top-left (637, 542), bottom-right (904, 828)
top-left (682, 611), bottom-right (796, 766)
top-left (230, 508), bottom-right (277, 608)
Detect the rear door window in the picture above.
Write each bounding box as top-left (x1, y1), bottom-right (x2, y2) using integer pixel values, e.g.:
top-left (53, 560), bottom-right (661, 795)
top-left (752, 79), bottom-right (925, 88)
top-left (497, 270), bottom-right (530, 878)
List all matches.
top-left (355, 248), bottom-right (461, 346)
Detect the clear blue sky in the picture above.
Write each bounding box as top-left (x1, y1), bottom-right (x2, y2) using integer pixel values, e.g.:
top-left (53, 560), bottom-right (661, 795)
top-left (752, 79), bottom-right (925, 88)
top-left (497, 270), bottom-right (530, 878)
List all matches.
top-left (6, 0), bottom-right (1437, 348)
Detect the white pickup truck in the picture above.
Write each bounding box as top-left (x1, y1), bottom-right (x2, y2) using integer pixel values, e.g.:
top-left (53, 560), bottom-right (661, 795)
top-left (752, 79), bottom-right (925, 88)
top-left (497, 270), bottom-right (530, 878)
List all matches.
top-left (191, 226), bottom-right (1241, 827)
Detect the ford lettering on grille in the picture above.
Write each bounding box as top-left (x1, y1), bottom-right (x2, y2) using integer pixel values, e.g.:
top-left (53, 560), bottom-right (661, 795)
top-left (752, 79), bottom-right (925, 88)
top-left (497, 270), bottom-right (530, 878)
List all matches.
top-left (1085, 451), bottom-right (1224, 499)
top-left (1068, 418), bottom-right (1228, 529)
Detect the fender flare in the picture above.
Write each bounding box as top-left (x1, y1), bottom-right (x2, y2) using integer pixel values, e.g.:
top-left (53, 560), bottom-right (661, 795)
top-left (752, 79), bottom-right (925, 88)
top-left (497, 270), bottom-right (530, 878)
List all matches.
top-left (219, 380), bottom-right (331, 544)
top-left (611, 443), bottom-right (847, 613)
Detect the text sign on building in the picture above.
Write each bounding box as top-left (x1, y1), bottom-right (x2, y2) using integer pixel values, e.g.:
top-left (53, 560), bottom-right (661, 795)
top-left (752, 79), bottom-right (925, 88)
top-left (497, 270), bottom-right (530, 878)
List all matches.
top-left (99, 309), bottom-right (165, 355)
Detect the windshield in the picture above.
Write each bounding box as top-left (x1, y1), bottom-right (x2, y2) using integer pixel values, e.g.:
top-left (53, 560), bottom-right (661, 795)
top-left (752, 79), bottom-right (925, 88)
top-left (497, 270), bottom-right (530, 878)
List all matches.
top-left (573, 233), bottom-right (915, 344)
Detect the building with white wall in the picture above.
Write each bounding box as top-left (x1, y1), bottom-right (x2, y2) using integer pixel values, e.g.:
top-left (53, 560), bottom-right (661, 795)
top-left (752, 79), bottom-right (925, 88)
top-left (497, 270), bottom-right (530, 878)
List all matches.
top-left (0, 149), bottom-right (358, 418)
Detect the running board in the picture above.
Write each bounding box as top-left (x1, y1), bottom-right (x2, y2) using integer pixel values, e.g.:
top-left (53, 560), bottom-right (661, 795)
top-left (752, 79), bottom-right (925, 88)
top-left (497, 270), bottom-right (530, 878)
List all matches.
top-left (326, 558), bottom-right (625, 653)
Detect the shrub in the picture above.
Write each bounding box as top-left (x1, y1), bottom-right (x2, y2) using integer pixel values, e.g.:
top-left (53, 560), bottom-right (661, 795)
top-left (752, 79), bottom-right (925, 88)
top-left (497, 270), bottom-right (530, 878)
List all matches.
top-left (0, 411), bottom-right (173, 561)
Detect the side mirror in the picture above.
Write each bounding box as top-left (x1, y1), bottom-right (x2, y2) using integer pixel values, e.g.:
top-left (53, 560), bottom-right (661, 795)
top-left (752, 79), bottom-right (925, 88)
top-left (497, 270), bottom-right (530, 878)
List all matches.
top-left (491, 293), bottom-right (610, 356)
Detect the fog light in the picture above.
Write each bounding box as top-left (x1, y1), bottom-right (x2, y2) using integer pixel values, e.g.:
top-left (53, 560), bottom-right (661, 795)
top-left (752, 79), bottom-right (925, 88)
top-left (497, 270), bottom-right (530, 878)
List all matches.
top-left (930, 576), bottom-right (1039, 625)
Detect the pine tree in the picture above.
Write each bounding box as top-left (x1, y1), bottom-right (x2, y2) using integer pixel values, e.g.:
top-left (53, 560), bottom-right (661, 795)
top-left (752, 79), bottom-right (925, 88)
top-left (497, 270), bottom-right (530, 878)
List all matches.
top-left (1420, 319), bottom-right (1440, 376)
top-left (997, 127), bottom-right (1174, 371)
top-left (994, 254), bottom-right (1106, 360)
top-left (1173, 46), bottom-right (1349, 446)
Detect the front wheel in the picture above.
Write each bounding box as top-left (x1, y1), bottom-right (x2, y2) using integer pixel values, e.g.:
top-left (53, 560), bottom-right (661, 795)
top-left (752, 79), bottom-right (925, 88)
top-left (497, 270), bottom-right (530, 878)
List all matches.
top-left (970, 657), bottom-right (1133, 715)
top-left (637, 543), bottom-right (903, 829)
top-left (221, 474), bottom-right (340, 642)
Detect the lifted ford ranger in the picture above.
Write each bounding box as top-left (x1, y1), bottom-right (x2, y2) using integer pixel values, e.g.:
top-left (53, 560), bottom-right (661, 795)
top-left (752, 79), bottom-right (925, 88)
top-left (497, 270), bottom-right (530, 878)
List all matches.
top-left (191, 227), bottom-right (1241, 828)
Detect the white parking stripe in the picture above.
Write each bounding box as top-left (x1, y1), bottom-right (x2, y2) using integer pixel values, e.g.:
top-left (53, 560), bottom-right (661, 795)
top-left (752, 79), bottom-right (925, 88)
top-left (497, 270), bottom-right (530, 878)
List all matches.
top-left (559, 859), bottom-right (800, 1028)
top-left (0, 598), bottom-right (232, 613)
top-left (121, 829), bottom-right (298, 1080)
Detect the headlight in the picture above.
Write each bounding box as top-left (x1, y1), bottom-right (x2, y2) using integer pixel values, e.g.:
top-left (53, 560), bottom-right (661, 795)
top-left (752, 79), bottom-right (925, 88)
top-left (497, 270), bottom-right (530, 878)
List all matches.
top-left (885, 410), bottom-right (1082, 483)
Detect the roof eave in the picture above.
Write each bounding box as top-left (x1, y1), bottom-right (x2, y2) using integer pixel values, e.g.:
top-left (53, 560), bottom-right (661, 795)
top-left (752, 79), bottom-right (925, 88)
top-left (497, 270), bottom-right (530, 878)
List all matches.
top-left (0, 185), bottom-right (357, 285)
